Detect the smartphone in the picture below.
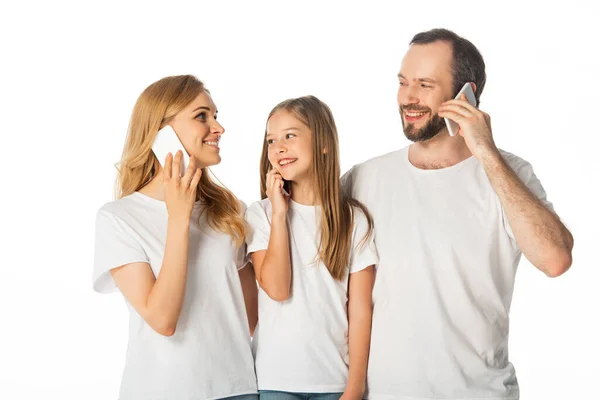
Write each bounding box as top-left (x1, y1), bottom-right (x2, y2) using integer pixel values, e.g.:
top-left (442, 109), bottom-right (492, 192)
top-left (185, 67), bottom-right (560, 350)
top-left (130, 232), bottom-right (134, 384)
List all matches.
top-left (282, 180), bottom-right (291, 197)
top-left (152, 125), bottom-right (190, 176)
top-left (444, 82), bottom-right (477, 136)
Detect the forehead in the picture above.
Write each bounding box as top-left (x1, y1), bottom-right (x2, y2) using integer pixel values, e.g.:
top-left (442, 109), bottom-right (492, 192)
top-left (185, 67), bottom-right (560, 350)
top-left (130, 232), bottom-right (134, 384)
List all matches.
top-left (267, 110), bottom-right (307, 132)
top-left (400, 41), bottom-right (453, 82)
top-left (186, 90), bottom-right (216, 111)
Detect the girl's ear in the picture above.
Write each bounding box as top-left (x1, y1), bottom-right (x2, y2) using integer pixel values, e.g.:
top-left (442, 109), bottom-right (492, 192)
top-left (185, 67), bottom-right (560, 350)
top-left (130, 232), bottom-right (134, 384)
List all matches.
top-left (322, 147), bottom-right (328, 154)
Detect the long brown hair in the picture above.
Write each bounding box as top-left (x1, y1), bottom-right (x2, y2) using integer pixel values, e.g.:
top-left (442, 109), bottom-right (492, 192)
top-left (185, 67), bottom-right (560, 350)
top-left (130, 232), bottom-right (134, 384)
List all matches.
top-left (260, 95), bottom-right (373, 280)
top-left (116, 75), bottom-right (245, 246)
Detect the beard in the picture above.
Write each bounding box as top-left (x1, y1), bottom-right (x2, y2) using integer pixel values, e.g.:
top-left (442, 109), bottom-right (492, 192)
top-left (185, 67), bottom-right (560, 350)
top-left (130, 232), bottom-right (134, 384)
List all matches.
top-left (400, 106), bottom-right (446, 142)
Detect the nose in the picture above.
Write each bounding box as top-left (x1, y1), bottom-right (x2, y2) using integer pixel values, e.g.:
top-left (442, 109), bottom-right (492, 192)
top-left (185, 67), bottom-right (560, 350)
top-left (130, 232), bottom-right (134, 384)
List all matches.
top-left (271, 141), bottom-right (287, 154)
top-left (398, 84), bottom-right (420, 107)
top-left (211, 120), bottom-right (225, 136)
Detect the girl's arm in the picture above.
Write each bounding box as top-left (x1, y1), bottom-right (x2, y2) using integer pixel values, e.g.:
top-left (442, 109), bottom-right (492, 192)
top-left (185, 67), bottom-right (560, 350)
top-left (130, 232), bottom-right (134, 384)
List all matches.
top-left (239, 263), bottom-right (259, 335)
top-left (344, 265), bottom-right (375, 399)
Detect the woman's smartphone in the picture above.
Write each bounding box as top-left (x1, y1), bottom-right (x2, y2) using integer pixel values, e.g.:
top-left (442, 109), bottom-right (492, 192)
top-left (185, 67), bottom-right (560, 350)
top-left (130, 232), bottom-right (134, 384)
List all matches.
top-left (152, 125), bottom-right (190, 176)
top-left (444, 82), bottom-right (477, 136)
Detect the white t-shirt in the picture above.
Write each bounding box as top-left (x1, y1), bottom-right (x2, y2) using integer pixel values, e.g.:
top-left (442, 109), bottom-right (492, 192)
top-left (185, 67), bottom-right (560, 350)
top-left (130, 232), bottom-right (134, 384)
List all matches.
top-left (342, 146), bottom-right (554, 400)
top-left (93, 192), bottom-right (257, 400)
top-left (245, 199), bottom-right (379, 393)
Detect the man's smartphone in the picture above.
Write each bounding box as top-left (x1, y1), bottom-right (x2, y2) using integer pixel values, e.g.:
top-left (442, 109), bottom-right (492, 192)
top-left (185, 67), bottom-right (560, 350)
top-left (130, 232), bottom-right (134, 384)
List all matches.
top-left (444, 82), bottom-right (477, 136)
top-left (152, 125), bottom-right (190, 176)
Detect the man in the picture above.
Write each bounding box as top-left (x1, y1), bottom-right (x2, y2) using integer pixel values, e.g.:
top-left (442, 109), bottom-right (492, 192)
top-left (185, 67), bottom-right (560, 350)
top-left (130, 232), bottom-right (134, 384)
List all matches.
top-left (342, 29), bottom-right (573, 400)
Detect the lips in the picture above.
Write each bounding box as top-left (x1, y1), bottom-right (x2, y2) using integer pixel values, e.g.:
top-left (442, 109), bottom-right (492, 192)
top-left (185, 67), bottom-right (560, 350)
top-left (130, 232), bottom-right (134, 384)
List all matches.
top-left (278, 158), bottom-right (297, 168)
top-left (203, 138), bottom-right (220, 148)
top-left (404, 110), bottom-right (429, 123)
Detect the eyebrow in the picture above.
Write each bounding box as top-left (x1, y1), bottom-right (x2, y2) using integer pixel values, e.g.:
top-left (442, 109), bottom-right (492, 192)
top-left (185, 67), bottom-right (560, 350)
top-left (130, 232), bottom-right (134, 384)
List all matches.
top-left (397, 73), bottom-right (438, 84)
top-left (191, 106), bottom-right (214, 113)
top-left (266, 127), bottom-right (300, 137)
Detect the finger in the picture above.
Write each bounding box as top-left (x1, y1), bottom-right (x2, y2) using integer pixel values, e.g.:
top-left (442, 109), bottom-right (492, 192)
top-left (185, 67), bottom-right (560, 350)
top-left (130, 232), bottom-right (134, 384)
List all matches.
top-left (190, 167), bottom-right (202, 189)
top-left (437, 110), bottom-right (466, 126)
top-left (181, 157), bottom-right (196, 187)
top-left (173, 151), bottom-right (183, 181)
top-left (441, 99), bottom-right (478, 114)
top-left (163, 152), bottom-right (173, 182)
top-left (438, 103), bottom-right (473, 119)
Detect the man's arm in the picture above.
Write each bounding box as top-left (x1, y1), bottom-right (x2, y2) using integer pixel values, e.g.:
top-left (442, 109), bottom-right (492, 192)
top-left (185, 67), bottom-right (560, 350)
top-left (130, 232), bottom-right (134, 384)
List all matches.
top-left (439, 96), bottom-right (573, 277)
top-left (481, 151), bottom-right (573, 276)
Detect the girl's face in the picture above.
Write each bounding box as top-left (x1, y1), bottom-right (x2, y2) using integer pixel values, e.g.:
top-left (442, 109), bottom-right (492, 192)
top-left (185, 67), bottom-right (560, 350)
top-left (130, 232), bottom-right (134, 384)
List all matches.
top-left (266, 110), bottom-right (313, 183)
top-left (169, 91), bottom-right (225, 168)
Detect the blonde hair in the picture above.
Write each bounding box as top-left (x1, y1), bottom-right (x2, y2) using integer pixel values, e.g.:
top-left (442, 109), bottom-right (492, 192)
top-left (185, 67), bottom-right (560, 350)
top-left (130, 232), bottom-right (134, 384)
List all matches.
top-left (116, 75), bottom-right (245, 246)
top-left (260, 95), bottom-right (373, 280)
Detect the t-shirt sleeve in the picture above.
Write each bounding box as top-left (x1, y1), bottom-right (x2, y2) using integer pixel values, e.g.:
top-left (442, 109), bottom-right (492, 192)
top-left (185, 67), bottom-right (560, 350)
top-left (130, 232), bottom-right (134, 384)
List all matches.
top-left (340, 166), bottom-right (356, 198)
top-left (244, 201), bottom-right (271, 255)
top-left (236, 200), bottom-right (251, 271)
top-left (349, 207), bottom-right (379, 274)
top-left (93, 209), bottom-right (149, 294)
top-left (502, 153), bottom-right (555, 240)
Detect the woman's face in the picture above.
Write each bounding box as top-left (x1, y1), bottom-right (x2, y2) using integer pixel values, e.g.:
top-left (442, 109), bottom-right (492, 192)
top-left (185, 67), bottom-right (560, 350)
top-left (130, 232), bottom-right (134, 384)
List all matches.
top-left (169, 91), bottom-right (224, 168)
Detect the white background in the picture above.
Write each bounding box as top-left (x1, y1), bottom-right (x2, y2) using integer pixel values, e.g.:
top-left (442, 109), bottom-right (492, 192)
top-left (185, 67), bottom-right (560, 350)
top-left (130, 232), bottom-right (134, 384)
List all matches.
top-left (1, 1), bottom-right (598, 399)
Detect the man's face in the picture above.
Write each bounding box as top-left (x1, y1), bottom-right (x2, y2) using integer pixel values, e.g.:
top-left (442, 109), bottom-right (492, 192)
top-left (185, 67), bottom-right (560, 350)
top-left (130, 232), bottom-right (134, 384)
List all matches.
top-left (397, 41), bottom-right (455, 142)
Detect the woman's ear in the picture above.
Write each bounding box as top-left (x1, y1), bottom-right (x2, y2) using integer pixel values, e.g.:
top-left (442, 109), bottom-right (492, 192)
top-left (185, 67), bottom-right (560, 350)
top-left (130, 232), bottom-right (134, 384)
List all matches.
top-left (322, 147), bottom-right (328, 154)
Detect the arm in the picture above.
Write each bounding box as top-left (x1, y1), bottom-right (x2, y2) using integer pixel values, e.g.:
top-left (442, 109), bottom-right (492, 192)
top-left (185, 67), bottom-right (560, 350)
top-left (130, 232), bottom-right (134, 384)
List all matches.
top-left (239, 263), bottom-right (259, 335)
top-left (343, 265), bottom-right (375, 399)
top-left (250, 211), bottom-right (292, 301)
top-left (439, 97), bottom-right (573, 277)
top-left (249, 168), bottom-right (292, 302)
top-left (110, 151), bottom-right (201, 336)
top-left (111, 218), bottom-right (191, 336)
top-left (481, 151), bottom-right (573, 276)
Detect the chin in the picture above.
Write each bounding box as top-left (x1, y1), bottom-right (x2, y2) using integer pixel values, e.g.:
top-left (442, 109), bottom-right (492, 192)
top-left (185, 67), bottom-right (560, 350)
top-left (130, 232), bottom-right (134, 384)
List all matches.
top-left (195, 154), bottom-right (221, 168)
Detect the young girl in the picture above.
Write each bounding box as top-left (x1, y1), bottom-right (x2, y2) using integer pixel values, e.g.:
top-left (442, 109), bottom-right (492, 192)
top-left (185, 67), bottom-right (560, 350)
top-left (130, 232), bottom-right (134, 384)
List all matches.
top-left (93, 75), bottom-right (258, 400)
top-left (245, 96), bottom-right (378, 400)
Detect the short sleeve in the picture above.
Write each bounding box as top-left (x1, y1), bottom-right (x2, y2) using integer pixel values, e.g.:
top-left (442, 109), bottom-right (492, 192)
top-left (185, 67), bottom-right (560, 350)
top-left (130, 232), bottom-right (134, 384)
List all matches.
top-left (340, 167), bottom-right (356, 198)
top-left (501, 152), bottom-right (555, 240)
top-left (349, 207), bottom-right (379, 274)
top-left (244, 201), bottom-right (271, 255)
top-left (93, 209), bottom-right (149, 293)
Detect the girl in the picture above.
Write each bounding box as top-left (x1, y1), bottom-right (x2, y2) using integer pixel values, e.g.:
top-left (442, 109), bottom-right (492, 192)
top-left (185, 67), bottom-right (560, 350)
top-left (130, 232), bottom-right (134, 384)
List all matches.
top-left (93, 75), bottom-right (258, 400)
top-left (245, 96), bottom-right (378, 400)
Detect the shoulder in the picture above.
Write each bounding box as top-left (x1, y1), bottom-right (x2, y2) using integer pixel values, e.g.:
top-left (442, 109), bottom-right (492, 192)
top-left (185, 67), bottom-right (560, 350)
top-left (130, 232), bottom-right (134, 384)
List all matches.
top-left (498, 148), bottom-right (536, 179)
top-left (245, 198), bottom-right (272, 219)
top-left (343, 147), bottom-right (407, 184)
top-left (96, 194), bottom-right (144, 225)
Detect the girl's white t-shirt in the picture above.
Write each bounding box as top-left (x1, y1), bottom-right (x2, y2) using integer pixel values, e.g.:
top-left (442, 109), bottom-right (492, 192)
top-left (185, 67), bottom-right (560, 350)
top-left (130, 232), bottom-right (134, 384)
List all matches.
top-left (245, 198), bottom-right (379, 393)
top-left (93, 192), bottom-right (257, 400)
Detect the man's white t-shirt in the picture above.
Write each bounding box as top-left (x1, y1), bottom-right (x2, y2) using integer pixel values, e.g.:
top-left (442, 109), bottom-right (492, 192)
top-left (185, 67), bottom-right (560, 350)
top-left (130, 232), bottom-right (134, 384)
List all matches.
top-left (342, 146), bottom-right (554, 400)
top-left (93, 192), bottom-right (257, 400)
top-left (245, 199), bottom-right (379, 393)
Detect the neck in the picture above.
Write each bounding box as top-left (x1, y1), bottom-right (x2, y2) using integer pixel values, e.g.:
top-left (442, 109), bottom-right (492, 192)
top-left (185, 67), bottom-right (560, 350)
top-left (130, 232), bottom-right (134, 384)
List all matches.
top-left (138, 170), bottom-right (166, 201)
top-left (409, 129), bottom-right (473, 169)
top-left (290, 177), bottom-right (317, 205)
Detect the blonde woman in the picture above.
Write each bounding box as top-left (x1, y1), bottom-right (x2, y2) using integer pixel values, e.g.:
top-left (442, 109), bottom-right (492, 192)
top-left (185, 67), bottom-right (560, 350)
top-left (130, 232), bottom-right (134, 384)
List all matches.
top-left (245, 96), bottom-right (378, 400)
top-left (93, 75), bottom-right (258, 400)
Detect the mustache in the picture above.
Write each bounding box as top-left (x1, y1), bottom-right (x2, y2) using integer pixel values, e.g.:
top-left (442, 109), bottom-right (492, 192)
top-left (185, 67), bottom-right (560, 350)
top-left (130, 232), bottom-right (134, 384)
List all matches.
top-left (399, 105), bottom-right (431, 113)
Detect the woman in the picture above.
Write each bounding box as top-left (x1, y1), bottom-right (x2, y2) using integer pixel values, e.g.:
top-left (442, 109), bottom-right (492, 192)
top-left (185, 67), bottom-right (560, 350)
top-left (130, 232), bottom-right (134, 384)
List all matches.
top-left (93, 75), bottom-right (258, 400)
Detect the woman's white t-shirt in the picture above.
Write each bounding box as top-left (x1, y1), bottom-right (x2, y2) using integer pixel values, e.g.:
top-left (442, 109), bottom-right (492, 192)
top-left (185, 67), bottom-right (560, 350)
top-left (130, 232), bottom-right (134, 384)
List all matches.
top-left (93, 192), bottom-right (257, 400)
top-left (245, 199), bottom-right (379, 393)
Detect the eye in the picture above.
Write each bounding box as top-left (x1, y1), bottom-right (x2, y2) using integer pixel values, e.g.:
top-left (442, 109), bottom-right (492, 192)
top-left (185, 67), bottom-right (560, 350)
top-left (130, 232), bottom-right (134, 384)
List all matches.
top-left (421, 84), bottom-right (433, 89)
top-left (399, 81), bottom-right (407, 86)
top-left (195, 112), bottom-right (207, 122)
top-left (285, 133), bottom-right (295, 139)
top-left (266, 139), bottom-right (274, 145)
